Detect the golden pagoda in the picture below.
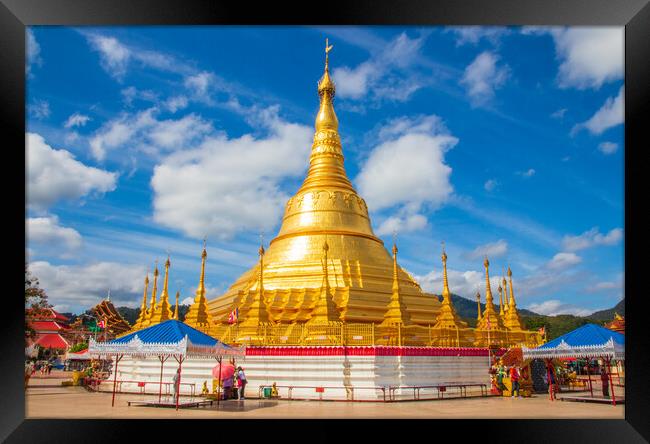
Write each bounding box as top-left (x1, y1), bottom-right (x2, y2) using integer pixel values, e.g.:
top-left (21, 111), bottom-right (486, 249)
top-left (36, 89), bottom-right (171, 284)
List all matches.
top-left (148, 256), bottom-right (173, 324)
top-left (132, 271), bottom-right (150, 330)
top-left (207, 40), bottom-right (442, 332)
top-left (502, 266), bottom-right (524, 331)
top-left (474, 257), bottom-right (505, 346)
top-left (430, 244), bottom-right (472, 346)
top-left (184, 240), bottom-right (213, 330)
top-left (140, 262), bottom-right (159, 328)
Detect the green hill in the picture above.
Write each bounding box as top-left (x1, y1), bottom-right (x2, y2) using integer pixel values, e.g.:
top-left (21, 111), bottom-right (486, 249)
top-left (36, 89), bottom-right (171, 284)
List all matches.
top-left (587, 298), bottom-right (625, 321)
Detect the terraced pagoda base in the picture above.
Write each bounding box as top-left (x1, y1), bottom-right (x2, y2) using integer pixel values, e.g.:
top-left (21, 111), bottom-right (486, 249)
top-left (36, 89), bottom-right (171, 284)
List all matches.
top-left (97, 346), bottom-right (492, 401)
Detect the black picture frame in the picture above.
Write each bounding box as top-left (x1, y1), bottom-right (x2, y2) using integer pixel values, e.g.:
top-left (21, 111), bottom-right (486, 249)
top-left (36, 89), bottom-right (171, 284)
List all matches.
top-left (3, 0), bottom-right (648, 442)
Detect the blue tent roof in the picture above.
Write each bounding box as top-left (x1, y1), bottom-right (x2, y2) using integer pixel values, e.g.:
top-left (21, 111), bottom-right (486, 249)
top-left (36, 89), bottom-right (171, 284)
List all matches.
top-left (110, 319), bottom-right (222, 347)
top-left (538, 323), bottom-right (625, 349)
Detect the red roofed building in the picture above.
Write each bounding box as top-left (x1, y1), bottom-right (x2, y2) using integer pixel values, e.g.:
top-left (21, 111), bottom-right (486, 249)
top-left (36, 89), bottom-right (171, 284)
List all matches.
top-left (26, 308), bottom-right (72, 353)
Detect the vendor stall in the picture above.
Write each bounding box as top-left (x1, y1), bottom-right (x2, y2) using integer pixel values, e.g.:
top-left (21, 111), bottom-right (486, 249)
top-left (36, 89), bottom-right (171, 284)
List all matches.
top-left (522, 323), bottom-right (624, 405)
top-left (88, 319), bottom-right (244, 410)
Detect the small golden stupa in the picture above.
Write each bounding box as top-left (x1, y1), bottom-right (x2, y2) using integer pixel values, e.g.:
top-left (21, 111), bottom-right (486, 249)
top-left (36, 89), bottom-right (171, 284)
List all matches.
top-left (206, 40), bottom-right (443, 328)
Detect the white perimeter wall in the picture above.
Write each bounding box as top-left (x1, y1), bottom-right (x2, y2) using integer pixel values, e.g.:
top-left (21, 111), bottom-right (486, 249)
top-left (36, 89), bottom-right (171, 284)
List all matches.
top-left (99, 354), bottom-right (490, 401)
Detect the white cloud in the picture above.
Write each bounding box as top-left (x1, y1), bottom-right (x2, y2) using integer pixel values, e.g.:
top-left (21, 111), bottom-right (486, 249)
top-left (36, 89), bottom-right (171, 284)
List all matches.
top-left (466, 239), bottom-right (508, 260)
top-left (26, 133), bottom-right (118, 210)
top-left (165, 95), bottom-right (189, 113)
top-left (28, 261), bottom-right (146, 311)
top-left (29, 100), bottom-right (50, 119)
top-left (598, 141), bottom-right (619, 155)
top-left (87, 34), bottom-right (131, 80)
top-left (585, 281), bottom-right (619, 293)
top-left (562, 227), bottom-right (623, 251)
top-left (89, 107), bottom-right (212, 160)
top-left (184, 71), bottom-right (216, 103)
top-left (517, 168), bottom-right (536, 178)
top-left (150, 107), bottom-right (312, 239)
top-left (64, 113), bottom-right (91, 128)
top-left (332, 32), bottom-right (428, 103)
top-left (26, 215), bottom-right (83, 256)
top-left (447, 26), bottom-right (509, 46)
top-left (552, 28), bottom-right (624, 90)
top-left (551, 108), bottom-right (567, 119)
top-left (376, 213), bottom-right (428, 236)
top-left (546, 252), bottom-right (582, 269)
top-left (415, 268), bottom-right (505, 300)
top-left (27, 28), bottom-right (42, 73)
top-left (484, 179), bottom-right (498, 191)
top-left (460, 51), bottom-right (509, 107)
top-left (573, 87), bottom-right (624, 136)
top-left (356, 114), bottom-right (456, 216)
top-left (147, 114), bottom-right (213, 149)
top-left (527, 299), bottom-right (592, 316)
top-left (85, 32), bottom-right (194, 81)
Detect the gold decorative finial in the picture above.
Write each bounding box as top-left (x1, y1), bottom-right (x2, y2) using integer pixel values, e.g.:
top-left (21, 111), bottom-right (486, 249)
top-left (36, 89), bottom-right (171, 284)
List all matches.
top-left (325, 38), bottom-right (333, 70)
top-left (507, 265), bottom-right (512, 277)
top-left (441, 241), bottom-right (447, 262)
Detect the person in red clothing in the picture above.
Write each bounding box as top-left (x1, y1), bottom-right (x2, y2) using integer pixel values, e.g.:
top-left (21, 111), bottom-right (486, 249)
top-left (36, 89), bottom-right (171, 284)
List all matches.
top-left (510, 366), bottom-right (521, 397)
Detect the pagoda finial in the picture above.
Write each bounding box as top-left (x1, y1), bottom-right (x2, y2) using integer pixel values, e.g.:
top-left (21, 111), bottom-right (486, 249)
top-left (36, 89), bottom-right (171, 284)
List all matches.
top-left (106, 288), bottom-right (111, 302)
top-left (476, 291), bottom-right (482, 321)
top-left (483, 256), bottom-right (493, 305)
top-left (325, 38), bottom-right (333, 71)
top-left (150, 260), bottom-right (159, 313)
top-left (197, 242), bottom-right (207, 300)
top-left (441, 241), bottom-right (450, 300)
top-left (507, 265), bottom-right (516, 309)
top-left (392, 239), bottom-right (399, 294)
top-left (173, 291), bottom-right (180, 320)
top-left (498, 282), bottom-right (504, 316)
top-left (258, 241), bottom-right (265, 299)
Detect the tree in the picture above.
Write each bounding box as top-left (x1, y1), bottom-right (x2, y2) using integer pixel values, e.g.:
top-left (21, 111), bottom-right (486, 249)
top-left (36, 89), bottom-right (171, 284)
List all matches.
top-left (25, 265), bottom-right (51, 345)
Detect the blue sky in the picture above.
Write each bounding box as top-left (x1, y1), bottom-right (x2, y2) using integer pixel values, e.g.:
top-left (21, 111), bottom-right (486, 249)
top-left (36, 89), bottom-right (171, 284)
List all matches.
top-left (25, 26), bottom-right (624, 316)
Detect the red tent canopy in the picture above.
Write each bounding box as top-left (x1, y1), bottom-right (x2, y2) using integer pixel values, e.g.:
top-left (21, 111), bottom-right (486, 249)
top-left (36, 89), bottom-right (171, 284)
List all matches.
top-left (35, 333), bottom-right (69, 350)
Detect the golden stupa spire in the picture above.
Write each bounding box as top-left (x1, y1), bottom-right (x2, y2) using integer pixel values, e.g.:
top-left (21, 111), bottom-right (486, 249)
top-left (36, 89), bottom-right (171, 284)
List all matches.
top-left (502, 275), bottom-right (509, 313)
top-left (484, 256), bottom-right (494, 306)
top-left (142, 261), bottom-right (159, 327)
top-left (237, 242), bottom-right (270, 328)
top-left (441, 241), bottom-right (450, 301)
top-left (308, 240), bottom-right (339, 324)
top-left (149, 255), bottom-right (172, 324)
top-left (498, 282), bottom-right (505, 317)
top-left (432, 242), bottom-right (466, 338)
top-left (476, 256), bottom-right (504, 332)
top-left (184, 239), bottom-right (212, 329)
top-left (173, 291), bottom-right (180, 320)
top-left (503, 266), bottom-right (524, 330)
top-left (381, 237), bottom-right (411, 326)
top-left (133, 269), bottom-right (150, 330)
top-left (476, 291), bottom-right (482, 321)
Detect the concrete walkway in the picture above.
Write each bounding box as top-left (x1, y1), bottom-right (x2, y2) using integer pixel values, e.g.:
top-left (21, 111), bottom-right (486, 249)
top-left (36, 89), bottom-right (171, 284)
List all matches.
top-left (25, 372), bottom-right (624, 419)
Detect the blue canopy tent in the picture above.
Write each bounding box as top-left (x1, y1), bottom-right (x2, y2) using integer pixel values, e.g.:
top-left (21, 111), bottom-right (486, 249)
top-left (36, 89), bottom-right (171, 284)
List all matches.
top-left (89, 319), bottom-right (244, 409)
top-left (522, 323), bottom-right (624, 405)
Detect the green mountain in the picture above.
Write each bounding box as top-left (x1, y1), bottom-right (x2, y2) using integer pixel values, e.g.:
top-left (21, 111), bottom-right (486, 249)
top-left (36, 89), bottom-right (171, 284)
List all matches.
top-left (448, 294), bottom-right (623, 340)
top-left (587, 298), bottom-right (625, 321)
top-left (116, 305), bottom-right (191, 325)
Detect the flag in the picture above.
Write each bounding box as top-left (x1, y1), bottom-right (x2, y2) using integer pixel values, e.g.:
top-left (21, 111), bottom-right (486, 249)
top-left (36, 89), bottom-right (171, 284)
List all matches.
top-left (98, 320), bottom-right (106, 329)
top-left (228, 308), bottom-right (239, 324)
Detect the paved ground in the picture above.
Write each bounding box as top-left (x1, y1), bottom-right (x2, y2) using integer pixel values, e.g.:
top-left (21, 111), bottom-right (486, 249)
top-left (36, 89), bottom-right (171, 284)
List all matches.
top-left (25, 372), bottom-right (624, 419)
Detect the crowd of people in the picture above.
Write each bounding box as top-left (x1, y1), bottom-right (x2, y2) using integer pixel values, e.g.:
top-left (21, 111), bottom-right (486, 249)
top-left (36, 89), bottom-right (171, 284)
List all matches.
top-left (491, 361), bottom-right (523, 397)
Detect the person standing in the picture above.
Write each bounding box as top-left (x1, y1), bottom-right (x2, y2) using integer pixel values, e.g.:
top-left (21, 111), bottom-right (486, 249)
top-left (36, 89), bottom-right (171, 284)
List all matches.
top-left (237, 367), bottom-right (247, 400)
top-left (510, 366), bottom-right (520, 397)
top-left (222, 372), bottom-right (233, 400)
top-left (172, 367), bottom-right (181, 404)
top-left (600, 367), bottom-right (609, 397)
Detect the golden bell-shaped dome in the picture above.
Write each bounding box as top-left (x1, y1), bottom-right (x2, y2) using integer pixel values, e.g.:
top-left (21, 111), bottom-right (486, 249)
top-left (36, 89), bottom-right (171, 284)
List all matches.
top-left (207, 40), bottom-right (442, 326)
